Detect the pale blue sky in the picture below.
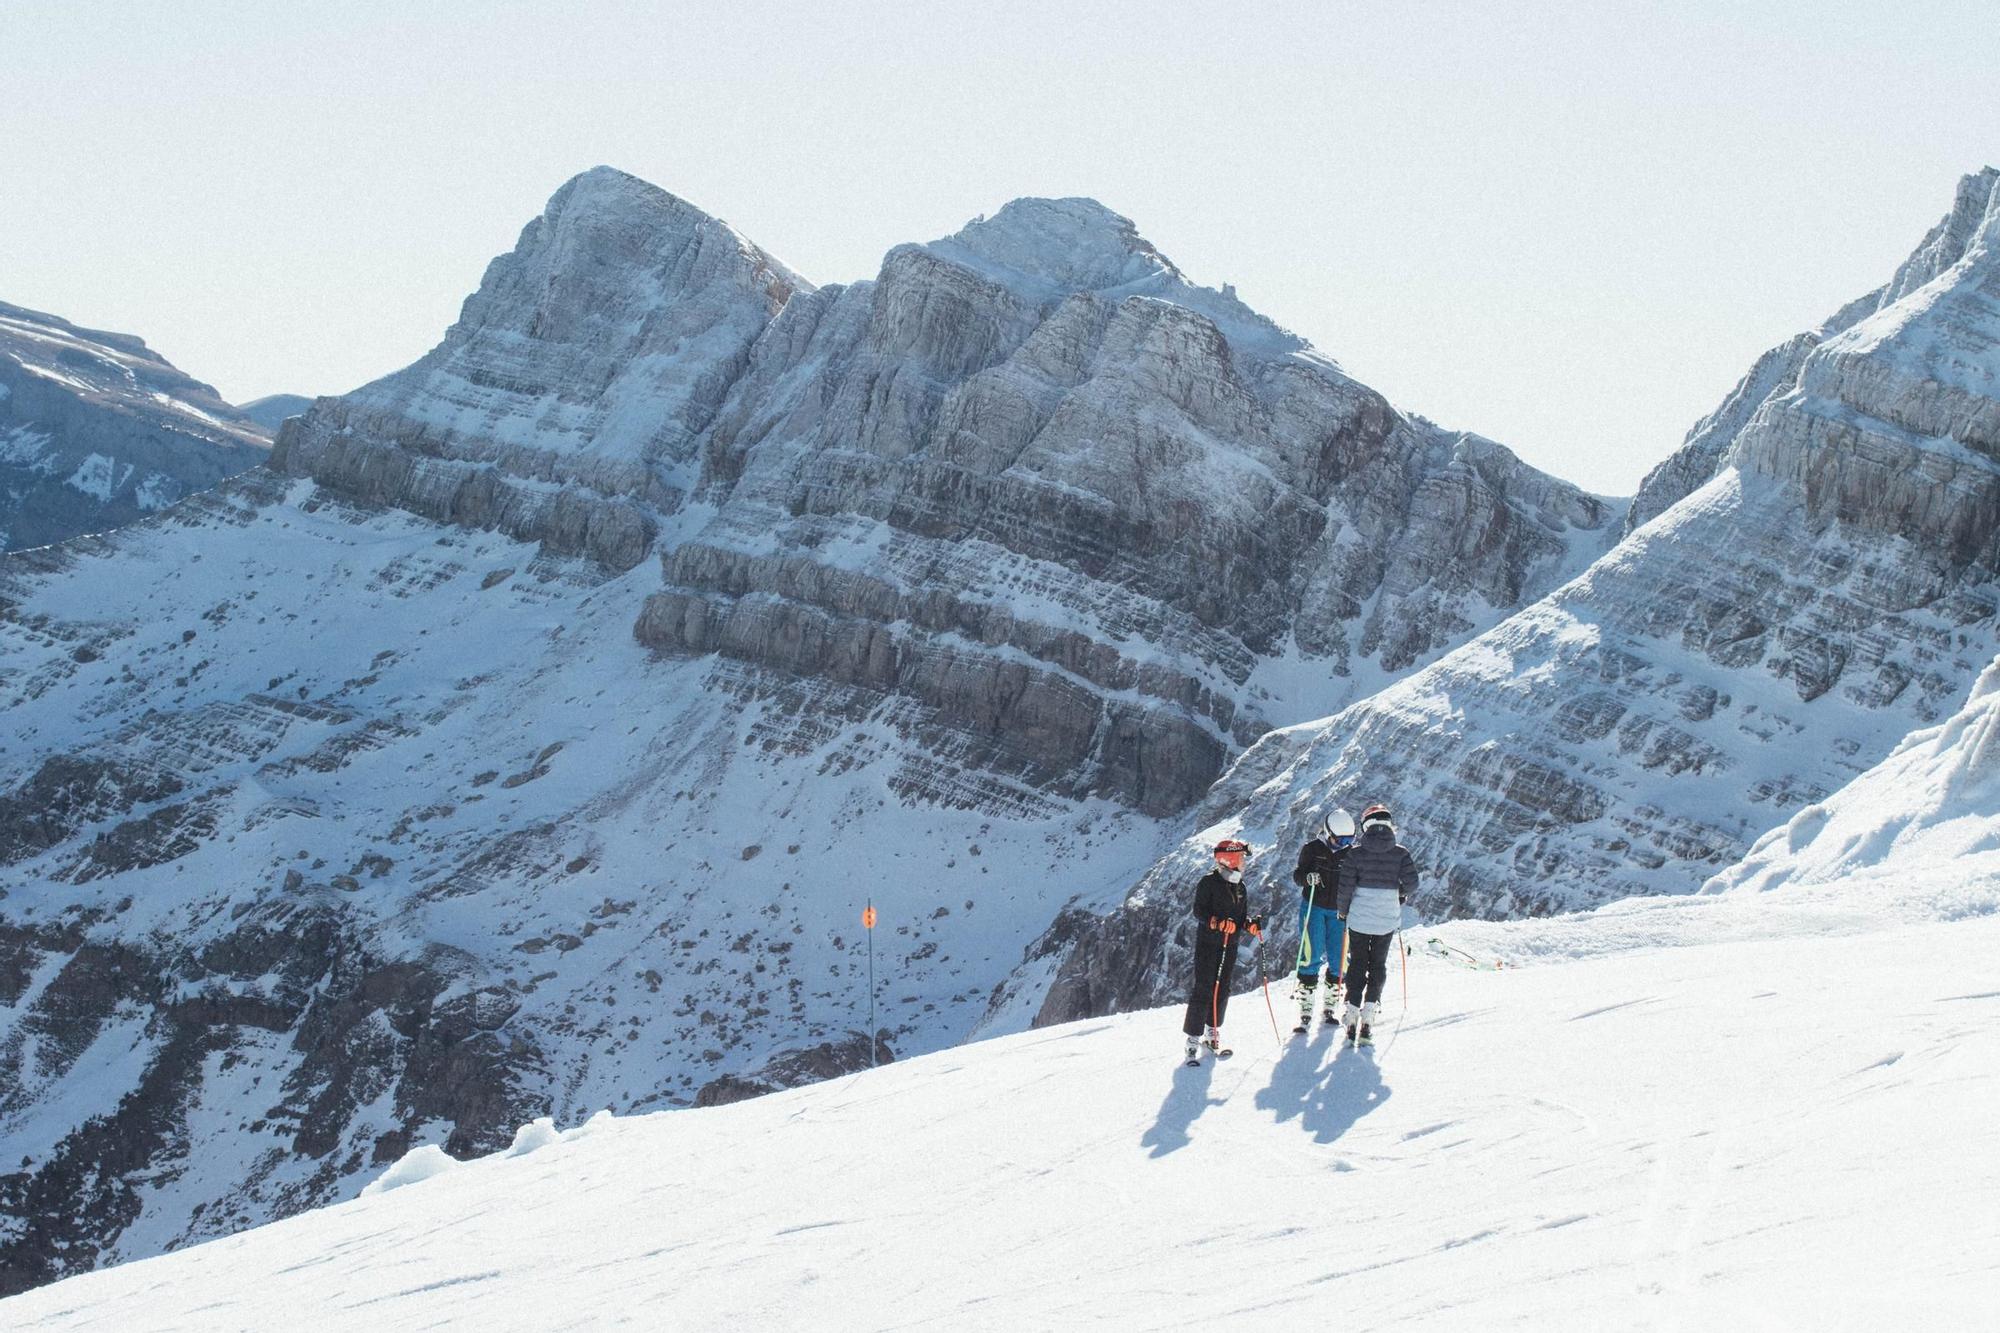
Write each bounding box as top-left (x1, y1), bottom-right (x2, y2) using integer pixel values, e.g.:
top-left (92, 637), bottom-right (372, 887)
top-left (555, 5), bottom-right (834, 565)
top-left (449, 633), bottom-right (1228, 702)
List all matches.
top-left (3, 1), bottom-right (1996, 494)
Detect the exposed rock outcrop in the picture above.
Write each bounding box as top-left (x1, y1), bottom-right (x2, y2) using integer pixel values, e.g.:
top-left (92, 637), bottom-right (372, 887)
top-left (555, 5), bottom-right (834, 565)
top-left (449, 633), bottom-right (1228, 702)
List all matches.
top-left (693, 1033), bottom-right (894, 1107)
top-left (1627, 167), bottom-right (2000, 535)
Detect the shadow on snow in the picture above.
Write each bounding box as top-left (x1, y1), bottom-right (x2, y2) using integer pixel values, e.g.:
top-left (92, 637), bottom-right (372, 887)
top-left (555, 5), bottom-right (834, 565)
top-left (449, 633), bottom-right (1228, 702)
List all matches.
top-left (1139, 1029), bottom-right (1390, 1156)
top-left (1253, 1033), bottom-right (1391, 1144)
top-left (1140, 1059), bottom-right (1227, 1157)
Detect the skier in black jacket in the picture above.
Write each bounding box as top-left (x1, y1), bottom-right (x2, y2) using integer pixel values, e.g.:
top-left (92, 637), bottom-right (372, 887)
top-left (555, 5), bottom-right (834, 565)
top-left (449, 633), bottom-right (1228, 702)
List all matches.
top-left (1289, 808), bottom-right (1354, 1032)
top-left (1182, 838), bottom-right (1263, 1063)
top-left (1334, 804), bottom-right (1419, 1044)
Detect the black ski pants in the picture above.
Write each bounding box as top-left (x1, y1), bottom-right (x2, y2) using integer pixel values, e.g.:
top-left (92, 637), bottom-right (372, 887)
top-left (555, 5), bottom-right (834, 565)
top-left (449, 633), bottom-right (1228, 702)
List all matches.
top-left (1344, 930), bottom-right (1393, 1007)
top-left (1182, 930), bottom-right (1241, 1036)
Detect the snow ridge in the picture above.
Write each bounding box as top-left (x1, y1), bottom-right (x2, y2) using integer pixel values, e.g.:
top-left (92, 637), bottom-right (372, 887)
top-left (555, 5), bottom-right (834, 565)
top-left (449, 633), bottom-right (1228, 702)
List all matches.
top-left (0, 300), bottom-right (270, 550)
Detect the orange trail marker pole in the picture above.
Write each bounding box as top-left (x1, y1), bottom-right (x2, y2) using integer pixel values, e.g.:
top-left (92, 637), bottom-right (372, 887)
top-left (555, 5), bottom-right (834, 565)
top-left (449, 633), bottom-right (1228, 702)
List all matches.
top-left (862, 902), bottom-right (877, 1067)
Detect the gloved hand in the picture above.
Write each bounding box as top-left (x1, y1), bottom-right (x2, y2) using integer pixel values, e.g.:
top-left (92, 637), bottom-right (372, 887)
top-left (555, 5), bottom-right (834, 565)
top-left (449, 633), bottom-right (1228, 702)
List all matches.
top-left (1218, 918), bottom-right (1237, 935)
top-left (1246, 919), bottom-right (1262, 939)
top-left (1306, 872), bottom-right (1322, 888)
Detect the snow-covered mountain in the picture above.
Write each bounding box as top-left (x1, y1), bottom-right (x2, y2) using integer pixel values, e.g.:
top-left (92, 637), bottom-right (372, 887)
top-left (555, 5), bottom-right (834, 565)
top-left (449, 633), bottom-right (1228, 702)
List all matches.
top-left (0, 301), bottom-right (271, 551)
top-left (0, 168), bottom-right (1609, 1292)
top-left (3, 858), bottom-right (1993, 1328)
top-left (1017, 166), bottom-right (2000, 1027)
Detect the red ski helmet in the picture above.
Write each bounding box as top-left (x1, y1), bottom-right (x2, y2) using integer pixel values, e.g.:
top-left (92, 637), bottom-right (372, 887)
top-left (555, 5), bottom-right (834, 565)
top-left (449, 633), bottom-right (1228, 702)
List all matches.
top-left (1212, 838), bottom-right (1251, 871)
top-left (1359, 804), bottom-right (1392, 831)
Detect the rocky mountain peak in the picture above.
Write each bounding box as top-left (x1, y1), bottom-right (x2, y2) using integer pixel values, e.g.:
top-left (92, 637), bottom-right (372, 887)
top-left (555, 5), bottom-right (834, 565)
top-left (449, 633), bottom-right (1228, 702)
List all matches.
top-left (457, 164), bottom-right (810, 344)
top-left (926, 196), bottom-right (1174, 294)
top-left (913, 196), bottom-right (1310, 362)
top-left (534, 165), bottom-right (809, 297)
top-left (1628, 165), bottom-right (2000, 535)
top-left (270, 169), bottom-right (818, 568)
top-left (1841, 164), bottom-right (2000, 320)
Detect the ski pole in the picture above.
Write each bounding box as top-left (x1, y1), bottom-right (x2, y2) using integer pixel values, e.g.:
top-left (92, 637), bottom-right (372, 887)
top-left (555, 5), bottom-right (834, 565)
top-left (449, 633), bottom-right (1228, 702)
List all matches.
top-left (863, 901), bottom-right (878, 1068)
top-left (1209, 921), bottom-right (1228, 1038)
top-left (1296, 887), bottom-right (1313, 972)
top-left (1399, 927), bottom-right (1409, 1017)
top-left (1257, 937), bottom-right (1282, 1048)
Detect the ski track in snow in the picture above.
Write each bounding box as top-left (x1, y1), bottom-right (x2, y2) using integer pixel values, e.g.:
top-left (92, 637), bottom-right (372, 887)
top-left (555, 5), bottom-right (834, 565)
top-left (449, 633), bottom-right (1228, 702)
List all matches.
top-left (3, 905), bottom-right (1995, 1330)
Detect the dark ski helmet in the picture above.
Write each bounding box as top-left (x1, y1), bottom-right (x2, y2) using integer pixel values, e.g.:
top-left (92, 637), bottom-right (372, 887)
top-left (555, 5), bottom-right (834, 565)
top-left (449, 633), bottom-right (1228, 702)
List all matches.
top-left (1359, 804), bottom-right (1393, 831)
top-left (1213, 838), bottom-right (1251, 871)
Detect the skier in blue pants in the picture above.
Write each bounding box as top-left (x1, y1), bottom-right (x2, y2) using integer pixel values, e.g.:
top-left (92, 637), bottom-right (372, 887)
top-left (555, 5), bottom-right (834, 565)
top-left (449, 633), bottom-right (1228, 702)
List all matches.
top-left (1289, 808), bottom-right (1354, 1031)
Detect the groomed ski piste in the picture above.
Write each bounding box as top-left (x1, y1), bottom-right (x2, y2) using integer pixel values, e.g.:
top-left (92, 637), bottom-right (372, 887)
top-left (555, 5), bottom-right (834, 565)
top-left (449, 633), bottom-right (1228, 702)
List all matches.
top-left (8, 667), bottom-right (2000, 1329)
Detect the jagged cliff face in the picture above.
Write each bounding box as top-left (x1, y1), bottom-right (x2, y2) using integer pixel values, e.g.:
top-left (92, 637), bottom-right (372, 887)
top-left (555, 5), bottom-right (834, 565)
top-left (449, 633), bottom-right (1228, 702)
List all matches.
top-left (634, 197), bottom-right (1614, 815)
top-left (1018, 168), bottom-right (2000, 1029)
top-left (273, 168), bottom-right (808, 571)
top-left (0, 302), bottom-right (270, 551)
top-left (0, 170), bottom-right (1606, 1291)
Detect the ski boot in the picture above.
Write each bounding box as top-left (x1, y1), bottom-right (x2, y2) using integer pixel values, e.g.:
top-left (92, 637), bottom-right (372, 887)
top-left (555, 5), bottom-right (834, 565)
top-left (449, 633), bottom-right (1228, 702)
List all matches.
top-left (1340, 1001), bottom-right (1362, 1044)
top-left (1183, 1036), bottom-right (1202, 1067)
top-left (1358, 1001), bottom-right (1380, 1046)
top-left (1202, 1025), bottom-right (1232, 1059)
top-left (1293, 979), bottom-right (1316, 1034)
top-left (1322, 975), bottom-right (1344, 1026)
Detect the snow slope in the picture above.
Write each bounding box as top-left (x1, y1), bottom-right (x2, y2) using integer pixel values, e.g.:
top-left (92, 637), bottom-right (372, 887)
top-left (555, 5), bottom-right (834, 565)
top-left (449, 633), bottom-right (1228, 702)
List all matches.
top-left (1703, 653), bottom-right (2000, 916)
top-left (4, 868), bottom-right (1995, 1329)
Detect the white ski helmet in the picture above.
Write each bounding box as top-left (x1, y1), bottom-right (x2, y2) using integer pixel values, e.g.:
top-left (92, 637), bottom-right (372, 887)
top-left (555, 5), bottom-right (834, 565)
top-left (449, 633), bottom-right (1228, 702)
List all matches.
top-left (1321, 808), bottom-right (1356, 841)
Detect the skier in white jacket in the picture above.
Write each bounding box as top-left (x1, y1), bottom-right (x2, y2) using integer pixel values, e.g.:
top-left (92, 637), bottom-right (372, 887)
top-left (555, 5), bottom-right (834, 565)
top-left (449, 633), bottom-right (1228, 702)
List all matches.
top-left (1333, 804), bottom-right (1418, 1044)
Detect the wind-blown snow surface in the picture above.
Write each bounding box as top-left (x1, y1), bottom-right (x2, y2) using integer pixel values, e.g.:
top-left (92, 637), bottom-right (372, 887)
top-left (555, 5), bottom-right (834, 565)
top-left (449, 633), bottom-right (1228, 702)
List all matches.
top-left (4, 882), bottom-right (1994, 1329)
top-left (1703, 654), bottom-right (2000, 918)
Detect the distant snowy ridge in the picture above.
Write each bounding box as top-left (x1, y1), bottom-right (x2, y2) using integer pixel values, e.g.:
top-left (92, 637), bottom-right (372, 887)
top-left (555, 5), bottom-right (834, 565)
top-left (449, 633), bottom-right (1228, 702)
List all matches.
top-left (236, 394), bottom-right (314, 433)
top-left (0, 300), bottom-right (270, 550)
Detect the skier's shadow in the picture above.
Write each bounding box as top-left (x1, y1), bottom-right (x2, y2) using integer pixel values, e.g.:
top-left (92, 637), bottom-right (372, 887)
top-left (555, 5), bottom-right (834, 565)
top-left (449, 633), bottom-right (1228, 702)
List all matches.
top-left (1140, 1061), bottom-right (1227, 1158)
top-left (1254, 1033), bottom-right (1390, 1144)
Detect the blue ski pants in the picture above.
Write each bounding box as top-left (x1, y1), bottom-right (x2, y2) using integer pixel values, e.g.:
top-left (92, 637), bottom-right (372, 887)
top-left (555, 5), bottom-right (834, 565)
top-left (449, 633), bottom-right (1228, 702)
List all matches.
top-left (1295, 901), bottom-right (1345, 983)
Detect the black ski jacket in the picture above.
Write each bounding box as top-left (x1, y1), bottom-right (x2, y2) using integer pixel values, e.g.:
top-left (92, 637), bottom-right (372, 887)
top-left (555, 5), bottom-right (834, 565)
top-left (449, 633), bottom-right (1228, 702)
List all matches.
top-left (1190, 870), bottom-right (1251, 936)
top-left (1291, 838), bottom-right (1346, 910)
